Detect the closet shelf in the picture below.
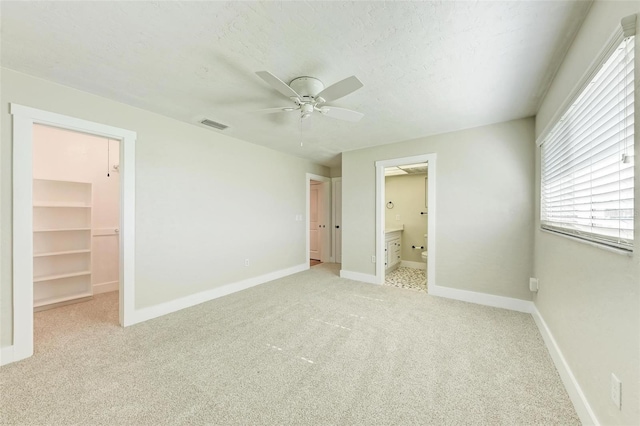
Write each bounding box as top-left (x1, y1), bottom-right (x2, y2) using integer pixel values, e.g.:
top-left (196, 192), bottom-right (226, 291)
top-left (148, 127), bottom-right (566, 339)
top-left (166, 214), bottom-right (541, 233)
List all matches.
top-left (33, 203), bottom-right (91, 208)
top-left (33, 270), bottom-right (91, 283)
top-left (34, 228), bottom-right (91, 233)
top-left (34, 292), bottom-right (93, 308)
top-left (33, 249), bottom-right (91, 258)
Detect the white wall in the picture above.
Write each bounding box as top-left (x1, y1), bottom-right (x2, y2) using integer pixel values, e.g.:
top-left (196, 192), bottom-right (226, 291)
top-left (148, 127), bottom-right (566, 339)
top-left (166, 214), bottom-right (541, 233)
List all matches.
top-left (33, 124), bottom-right (120, 292)
top-left (534, 2), bottom-right (640, 424)
top-left (342, 118), bottom-right (535, 300)
top-left (385, 173), bottom-right (428, 264)
top-left (1, 68), bottom-right (328, 348)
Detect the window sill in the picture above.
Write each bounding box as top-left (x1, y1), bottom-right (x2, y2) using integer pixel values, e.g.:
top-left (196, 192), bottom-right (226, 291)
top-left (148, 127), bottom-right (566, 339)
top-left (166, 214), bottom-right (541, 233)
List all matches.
top-left (539, 228), bottom-right (634, 257)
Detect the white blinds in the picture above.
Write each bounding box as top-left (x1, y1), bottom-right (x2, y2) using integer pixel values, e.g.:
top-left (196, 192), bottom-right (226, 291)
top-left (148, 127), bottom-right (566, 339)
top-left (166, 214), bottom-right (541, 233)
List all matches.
top-left (541, 35), bottom-right (635, 251)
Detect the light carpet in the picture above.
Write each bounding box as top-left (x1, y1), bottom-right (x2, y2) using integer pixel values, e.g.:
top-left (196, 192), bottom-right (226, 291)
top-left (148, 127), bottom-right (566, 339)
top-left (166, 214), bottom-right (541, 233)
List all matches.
top-left (0, 263), bottom-right (578, 425)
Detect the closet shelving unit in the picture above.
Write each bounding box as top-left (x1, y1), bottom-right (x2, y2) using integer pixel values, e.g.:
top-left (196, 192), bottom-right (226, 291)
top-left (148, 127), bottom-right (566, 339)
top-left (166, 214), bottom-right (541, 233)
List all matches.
top-left (33, 179), bottom-right (93, 311)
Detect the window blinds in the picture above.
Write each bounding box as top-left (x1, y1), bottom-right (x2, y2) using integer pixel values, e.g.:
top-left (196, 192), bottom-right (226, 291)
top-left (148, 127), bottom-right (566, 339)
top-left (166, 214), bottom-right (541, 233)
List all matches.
top-left (541, 35), bottom-right (635, 251)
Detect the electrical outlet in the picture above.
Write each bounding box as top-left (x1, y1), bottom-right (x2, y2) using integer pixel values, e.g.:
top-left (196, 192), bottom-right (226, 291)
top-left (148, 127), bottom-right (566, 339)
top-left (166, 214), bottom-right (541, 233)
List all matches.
top-left (529, 277), bottom-right (539, 292)
top-left (395, 214), bottom-right (401, 221)
top-left (611, 373), bottom-right (622, 409)
top-left (244, 259), bottom-right (250, 267)
top-left (371, 255), bottom-right (376, 263)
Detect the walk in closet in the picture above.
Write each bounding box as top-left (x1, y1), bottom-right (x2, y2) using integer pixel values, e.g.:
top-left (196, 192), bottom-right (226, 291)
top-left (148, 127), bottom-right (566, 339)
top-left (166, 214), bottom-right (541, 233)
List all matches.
top-left (32, 124), bottom-right (120, 311)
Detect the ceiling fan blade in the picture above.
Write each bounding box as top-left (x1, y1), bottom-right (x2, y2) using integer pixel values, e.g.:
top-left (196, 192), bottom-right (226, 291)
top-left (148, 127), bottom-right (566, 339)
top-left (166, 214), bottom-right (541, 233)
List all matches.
top-left (254, 107), bottom-right (298, 114)
top-left (315, 76), bottom-right (363, 102)
top-left (256, 71), bottom-right (301, 99)
top-left (321, 106), bottom-right (364, 122)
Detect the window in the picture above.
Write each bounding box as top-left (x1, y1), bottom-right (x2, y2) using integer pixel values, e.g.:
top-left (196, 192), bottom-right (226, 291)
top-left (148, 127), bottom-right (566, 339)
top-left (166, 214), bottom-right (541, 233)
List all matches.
top-left (540, 33), bottom-right (635, 251)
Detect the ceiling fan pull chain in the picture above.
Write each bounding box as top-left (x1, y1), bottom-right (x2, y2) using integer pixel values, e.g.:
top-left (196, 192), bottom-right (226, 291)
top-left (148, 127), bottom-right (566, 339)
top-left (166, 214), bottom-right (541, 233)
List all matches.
top-left (106, 139), bottom-right (111, 177)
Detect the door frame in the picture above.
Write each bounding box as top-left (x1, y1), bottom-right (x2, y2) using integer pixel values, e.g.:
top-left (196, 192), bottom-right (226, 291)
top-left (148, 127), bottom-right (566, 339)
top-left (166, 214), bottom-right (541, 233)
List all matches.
top-left (10, 104), bottom-right (136, 363)
top-left (331, 177), bottom-right (342, 264)
top-left (306, 173), bottom-right (331, 266)
top-left (375, 154), bottom-right (436, 286)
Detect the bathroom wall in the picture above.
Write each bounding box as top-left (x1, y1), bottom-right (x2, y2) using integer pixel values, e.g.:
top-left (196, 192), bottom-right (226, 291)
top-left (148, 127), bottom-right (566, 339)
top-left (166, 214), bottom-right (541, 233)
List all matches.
top-left (342, 117), bottom-right (535, 300)
top-left (384, 173), bottom-right (428, 264)
top-left (33, 124), bottom-right (120, 293)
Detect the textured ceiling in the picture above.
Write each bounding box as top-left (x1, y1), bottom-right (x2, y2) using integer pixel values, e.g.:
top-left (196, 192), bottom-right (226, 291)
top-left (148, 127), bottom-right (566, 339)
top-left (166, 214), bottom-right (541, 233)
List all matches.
top-left (1, 1), bottom-right (591, 167)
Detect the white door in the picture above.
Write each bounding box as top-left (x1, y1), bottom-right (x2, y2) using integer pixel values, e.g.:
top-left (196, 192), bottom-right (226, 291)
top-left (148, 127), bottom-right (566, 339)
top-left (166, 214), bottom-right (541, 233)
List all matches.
top-left (319, 181), bottom-right (331, 263)
top-left (333, 178), bottom-right (342, 263)
top-left (310, 182), bottom-right (321, 260)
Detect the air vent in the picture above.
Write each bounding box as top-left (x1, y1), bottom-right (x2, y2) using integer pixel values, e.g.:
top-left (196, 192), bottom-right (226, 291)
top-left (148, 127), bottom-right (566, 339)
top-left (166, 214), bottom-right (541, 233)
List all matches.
top-left (200, 119), bottom-right (228, 130)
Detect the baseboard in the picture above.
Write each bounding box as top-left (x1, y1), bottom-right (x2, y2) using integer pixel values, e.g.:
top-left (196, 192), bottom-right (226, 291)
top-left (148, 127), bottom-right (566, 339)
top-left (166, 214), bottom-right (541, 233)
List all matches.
top-left (339, 270), bottom-right (380, 285)
top-left (429, 283), bottom-right (533, 313)
top-left (531, 305), bottom-right (599, 425)
top-left (93, 281), bottom-right (118, 295)
top-left (132, 263), bottom-right (307, 325)
top-left (400, 260), bottom-right (426, 269)
top-left (0, 345), bottom-right (15, 366)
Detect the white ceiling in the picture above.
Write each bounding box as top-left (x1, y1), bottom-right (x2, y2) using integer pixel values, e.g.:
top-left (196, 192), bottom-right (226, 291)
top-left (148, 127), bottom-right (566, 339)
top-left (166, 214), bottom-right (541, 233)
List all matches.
top-left (1, 1), bottom-right (591, 168)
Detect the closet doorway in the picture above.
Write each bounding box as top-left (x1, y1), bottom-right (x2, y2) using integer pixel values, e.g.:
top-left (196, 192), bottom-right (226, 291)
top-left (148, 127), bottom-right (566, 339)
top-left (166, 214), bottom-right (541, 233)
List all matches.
top-left (32, 125), bottom-right (121, 349)
top-left (33, 124), bottom-right (121, 306)
top-left (11, 104), bottom-right (136, 363)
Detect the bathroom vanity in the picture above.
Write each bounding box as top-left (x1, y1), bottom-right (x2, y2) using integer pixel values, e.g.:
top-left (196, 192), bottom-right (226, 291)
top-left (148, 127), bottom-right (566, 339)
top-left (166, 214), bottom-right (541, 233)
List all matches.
top-left (384, 226), bottom-right (403, 273)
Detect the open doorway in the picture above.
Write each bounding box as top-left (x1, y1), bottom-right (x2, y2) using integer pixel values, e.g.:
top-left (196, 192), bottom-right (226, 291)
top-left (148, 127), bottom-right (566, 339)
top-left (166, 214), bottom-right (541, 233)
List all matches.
top-left (10, 104), bottom-right (136, 363)
top-left (383, 163), bottom-right (428, 291)
top-left (32, 125), bottom-right (121, 352)
top-left (310, 180), bottom-right (323, 266)
top-left (306, 173), bottom-right (331, 268)
top-left (375, 154), bottom-right (436, 290)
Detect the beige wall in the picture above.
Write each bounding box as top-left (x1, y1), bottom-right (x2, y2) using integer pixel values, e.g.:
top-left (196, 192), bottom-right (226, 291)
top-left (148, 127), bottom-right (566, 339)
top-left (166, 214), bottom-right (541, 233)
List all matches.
top-left (534, 2), bottom-right (640, 424)
top-left (1, 68), bottom-right (328, 347)
top-left (342, 118), bottom-right (535, 300)
top-left (385, 173), bottom-right (428, 263)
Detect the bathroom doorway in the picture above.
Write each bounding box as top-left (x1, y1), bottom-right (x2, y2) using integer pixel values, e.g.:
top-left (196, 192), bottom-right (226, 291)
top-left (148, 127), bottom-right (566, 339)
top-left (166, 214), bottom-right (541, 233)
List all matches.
top-left (383, 163), bottom-right (428, 291)
top-left (375, 154), bottom-right (436, 290)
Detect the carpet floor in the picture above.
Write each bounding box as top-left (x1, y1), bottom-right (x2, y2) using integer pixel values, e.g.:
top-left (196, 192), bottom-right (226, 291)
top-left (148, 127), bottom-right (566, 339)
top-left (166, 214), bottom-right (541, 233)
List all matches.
top-left (0, 263), bottom-right (578, 425)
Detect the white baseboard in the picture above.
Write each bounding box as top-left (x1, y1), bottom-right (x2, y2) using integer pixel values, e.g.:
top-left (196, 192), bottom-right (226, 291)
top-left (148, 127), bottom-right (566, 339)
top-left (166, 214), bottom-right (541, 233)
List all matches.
top-left (132, 263), bottom-right (307, 325)
top-left (531, 306), bottom-right (598, 425)
top-left (93, 281), bottom-right (118, 295)
top-left (400, 260), bottom-right (426, 269)
top-left (429, 283), bottom-right (534, 313)
top-left (0, 345), bottom-right (15, 366)
top-left (340, 270), bottom-right (380, 285)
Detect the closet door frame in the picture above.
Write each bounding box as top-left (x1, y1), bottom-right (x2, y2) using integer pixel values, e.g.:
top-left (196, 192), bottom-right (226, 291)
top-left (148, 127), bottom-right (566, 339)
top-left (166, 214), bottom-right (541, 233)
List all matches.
top-left (10, 103), bottom-right (137, 363)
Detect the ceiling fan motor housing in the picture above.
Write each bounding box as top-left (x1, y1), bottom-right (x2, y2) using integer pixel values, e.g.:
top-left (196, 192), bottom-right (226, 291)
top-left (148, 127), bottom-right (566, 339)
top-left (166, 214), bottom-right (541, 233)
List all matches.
top-left (289, 76), bottom-right (324, 98)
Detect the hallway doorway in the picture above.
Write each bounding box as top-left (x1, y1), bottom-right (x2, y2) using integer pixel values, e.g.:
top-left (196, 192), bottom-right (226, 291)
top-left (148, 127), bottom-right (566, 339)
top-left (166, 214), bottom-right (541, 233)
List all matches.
top-left (306, 173), bottom-right (331, 268)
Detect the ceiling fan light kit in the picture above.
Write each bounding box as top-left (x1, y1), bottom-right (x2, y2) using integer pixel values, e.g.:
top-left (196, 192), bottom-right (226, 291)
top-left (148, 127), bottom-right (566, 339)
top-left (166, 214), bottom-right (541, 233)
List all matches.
top-left (256, 71), bottom-right (364, 123)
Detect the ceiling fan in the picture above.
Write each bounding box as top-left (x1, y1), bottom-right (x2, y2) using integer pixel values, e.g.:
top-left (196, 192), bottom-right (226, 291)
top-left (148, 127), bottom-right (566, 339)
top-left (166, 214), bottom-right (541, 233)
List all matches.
top-left (255, 71), bottom-right (364, 122)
